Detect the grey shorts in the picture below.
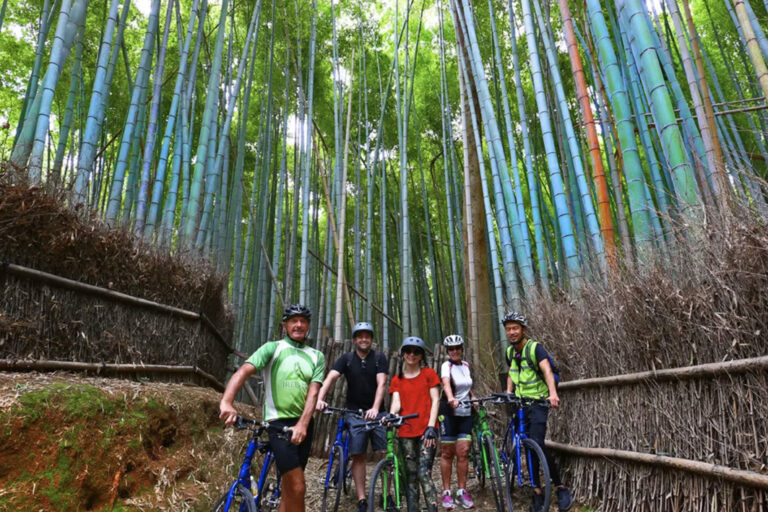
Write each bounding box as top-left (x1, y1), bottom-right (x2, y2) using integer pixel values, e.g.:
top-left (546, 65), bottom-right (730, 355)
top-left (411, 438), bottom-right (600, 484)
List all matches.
top-left (346, 412), bottom-right (387, 455)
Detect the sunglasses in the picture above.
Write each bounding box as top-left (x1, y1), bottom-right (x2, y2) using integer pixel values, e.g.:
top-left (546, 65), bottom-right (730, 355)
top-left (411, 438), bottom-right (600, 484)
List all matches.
top-left (402, 347), bottom-right (423, 355)
top-left (447, 346), bottom-right (462, 352)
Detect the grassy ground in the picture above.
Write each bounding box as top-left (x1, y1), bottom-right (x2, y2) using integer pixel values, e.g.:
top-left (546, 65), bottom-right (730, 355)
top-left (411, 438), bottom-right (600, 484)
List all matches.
top-left (0, 372), bottom-right (591, 511)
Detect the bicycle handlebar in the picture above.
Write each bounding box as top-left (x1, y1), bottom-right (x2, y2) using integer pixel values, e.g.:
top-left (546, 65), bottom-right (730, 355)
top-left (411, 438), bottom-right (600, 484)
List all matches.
top-left (352, 412), bottom-right (419, 432)
top-left (321, 406), bottom-right (366, 418)
top-left (232, 415), bottom-right (294, 434)
top-left (459, 394), bottom-right (550, 408)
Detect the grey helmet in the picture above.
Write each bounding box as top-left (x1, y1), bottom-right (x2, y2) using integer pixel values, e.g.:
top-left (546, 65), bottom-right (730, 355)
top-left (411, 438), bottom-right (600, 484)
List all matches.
top-left (352, 321), bottom-right (374, 337)
top-left (400, 336), bottom-right (427, 354)
top-left (501, 311), bottom-right (528, 327)
top-left (443, 334), bottom-right (464, 347)
top-left (282, 304), bottom-right (312, 321)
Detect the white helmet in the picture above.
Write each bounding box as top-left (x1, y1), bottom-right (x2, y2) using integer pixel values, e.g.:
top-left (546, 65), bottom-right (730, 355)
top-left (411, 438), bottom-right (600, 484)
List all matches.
top-left (443, 334), bottom-right (464, 347)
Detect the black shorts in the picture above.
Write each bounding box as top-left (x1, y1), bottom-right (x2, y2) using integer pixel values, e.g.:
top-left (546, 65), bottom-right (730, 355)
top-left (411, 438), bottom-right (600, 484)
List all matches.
top-left (439, 413), bottom-right (473, 443)
top-left (267, 418), bottom-right (314, 473)
top-left (346, 412), bottom-right (387, 455)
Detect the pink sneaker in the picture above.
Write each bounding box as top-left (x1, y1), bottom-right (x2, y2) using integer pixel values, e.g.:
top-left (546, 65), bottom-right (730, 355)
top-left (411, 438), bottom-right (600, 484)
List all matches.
top-left (442, 491), bottom-right (456, 509)
top-left (456, 489), bottom-right (474, 509)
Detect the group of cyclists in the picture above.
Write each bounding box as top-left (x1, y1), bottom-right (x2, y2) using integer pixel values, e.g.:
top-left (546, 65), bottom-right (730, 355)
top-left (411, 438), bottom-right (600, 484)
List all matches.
top-left (219, 304), bottom-right (573, 512)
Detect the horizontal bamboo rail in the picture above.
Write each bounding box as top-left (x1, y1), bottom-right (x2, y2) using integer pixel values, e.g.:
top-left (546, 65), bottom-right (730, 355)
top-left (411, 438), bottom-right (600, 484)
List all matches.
top-left (546, 441), bottom-right (768, 490)
top-left (559, 355), bottom-right (768, 390)
top-left (1, 262), bottom-right (233, 353)
top-left (0, 359), bottom-right (225, 391)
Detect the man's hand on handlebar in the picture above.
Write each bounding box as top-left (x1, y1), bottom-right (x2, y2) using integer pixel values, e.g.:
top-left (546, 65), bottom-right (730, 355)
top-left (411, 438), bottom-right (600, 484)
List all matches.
top-left (219, 402), bottom-right (238, 426)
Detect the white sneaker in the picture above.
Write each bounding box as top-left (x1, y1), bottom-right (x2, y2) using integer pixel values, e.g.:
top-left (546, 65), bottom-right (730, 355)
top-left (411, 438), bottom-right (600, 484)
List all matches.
top-left (442, 491), bottom-right (456, 509)
top-left (456, 489), bottom-right (474, 509)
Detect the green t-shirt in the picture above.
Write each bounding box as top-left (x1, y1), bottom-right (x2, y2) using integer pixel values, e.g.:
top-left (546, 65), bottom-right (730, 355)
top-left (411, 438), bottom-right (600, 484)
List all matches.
top-left (245, 337), bottom-right (325, 421)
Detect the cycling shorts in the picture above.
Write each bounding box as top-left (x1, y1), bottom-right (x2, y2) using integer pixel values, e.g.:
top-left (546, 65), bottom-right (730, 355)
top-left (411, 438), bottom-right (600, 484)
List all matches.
top-left (267, 418), bottom-right (314, 473)
top-left (439, 413), bottom-right (473, 443)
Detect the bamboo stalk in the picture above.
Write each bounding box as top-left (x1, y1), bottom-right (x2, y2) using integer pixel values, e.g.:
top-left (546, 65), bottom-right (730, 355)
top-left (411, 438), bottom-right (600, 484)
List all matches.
top-left (0, 359), bottom-right (225, 391)
top-left (559, 355), bottom-right (768, 390)
top-left (547, 440), bottom-right (768, 489)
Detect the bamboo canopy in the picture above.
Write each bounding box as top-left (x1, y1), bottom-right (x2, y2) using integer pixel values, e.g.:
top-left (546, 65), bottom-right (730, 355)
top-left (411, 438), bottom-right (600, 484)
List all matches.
top-left (1, 0), bottom-right (766, 367)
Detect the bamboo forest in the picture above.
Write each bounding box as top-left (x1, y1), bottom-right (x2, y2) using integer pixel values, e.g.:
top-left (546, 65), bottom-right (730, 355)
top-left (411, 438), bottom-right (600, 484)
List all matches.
top-left (2, 0), bottom-right (768, 369)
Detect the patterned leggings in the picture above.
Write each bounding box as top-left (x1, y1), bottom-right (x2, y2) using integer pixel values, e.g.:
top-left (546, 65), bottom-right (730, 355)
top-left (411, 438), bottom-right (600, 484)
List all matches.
top-left (398, 436), bottom-right (438, 512)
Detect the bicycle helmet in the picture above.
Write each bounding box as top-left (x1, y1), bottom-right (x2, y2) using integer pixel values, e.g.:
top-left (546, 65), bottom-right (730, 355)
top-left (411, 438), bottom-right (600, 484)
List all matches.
top-left (443, 334), bottom-right (464, 347)
top-left (501, 311), bottom-right (528, 327)
top-left (352, 321), bottom-right (374, 337)
top-left (400, 336), bottom-right (427, 354)
top-left (282, 304), bottom-right (312, 321)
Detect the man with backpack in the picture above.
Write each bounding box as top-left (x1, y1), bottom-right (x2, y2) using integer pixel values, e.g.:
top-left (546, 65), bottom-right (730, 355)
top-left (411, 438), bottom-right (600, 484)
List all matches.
top-left (503, 312), bottom-right (573, 512)
top-left (316, 321), bottom-right (389, 512)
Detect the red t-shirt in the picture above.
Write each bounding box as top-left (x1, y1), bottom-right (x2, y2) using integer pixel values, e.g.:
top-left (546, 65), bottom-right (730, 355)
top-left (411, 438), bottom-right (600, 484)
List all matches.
top-left (389, 367), bottom-right (441, 438)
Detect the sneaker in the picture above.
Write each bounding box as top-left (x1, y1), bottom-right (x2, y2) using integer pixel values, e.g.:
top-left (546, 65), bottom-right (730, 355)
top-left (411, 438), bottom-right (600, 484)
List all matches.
top-left (456, 489), bottom-right (474, 509)
top-left (530, 492), bottom-right (545, 512)
top-left (557, 487), bottom-right (573, 511)
top-left (441, 491), bottom-right (456, 509)
top-left (357, 499), bottom-right (368, 512)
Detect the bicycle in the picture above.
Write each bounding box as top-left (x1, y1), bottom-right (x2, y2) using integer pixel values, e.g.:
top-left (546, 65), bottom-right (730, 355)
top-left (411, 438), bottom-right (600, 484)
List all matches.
top-left (320, 406), bottom-right (365, 512)
top-left (212, 416), bottom-right (291, 512)
top-left (496, 393), bottom-right (552, 512)
top-left (460, 396), bottom-right (513, 512)
top-left (354, 412), bottom-right (418, 512)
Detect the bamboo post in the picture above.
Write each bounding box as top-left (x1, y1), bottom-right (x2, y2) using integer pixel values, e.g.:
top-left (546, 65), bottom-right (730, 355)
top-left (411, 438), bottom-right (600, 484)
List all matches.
top-left (547, 440), bottom-right (768, 489)
top-left (559, 355), bottom-right (768, 390)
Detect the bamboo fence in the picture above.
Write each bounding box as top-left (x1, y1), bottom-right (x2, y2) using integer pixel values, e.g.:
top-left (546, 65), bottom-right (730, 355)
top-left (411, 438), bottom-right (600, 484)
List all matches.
top-left (0, 262), bottom-right (232, 387)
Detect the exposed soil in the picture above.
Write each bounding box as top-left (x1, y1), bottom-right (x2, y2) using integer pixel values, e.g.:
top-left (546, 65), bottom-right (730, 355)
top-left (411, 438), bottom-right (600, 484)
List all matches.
top-left (0, 372), bottom-right (587, 511)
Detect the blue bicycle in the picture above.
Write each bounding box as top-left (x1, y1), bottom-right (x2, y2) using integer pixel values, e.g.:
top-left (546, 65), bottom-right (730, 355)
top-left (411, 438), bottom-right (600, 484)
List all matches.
top-left (320, 407), bottom-right (365, 512)
top-left (496, 393), bottom-right (552, 512)
top-left (213, 416), bottom-right (290, 512)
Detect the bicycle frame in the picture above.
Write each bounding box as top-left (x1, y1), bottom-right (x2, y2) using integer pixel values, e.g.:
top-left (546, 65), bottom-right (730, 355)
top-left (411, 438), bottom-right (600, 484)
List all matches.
top-left (380, 426), bottom-right (405, 509)
top-left (471, 406), bottom-right (497, 476)
top-left (323, 415), bottom-right (351, 487)
top-left (221, 422), bottom-right (281, 512)
top-left (500, 398), bottom-right (542, 488)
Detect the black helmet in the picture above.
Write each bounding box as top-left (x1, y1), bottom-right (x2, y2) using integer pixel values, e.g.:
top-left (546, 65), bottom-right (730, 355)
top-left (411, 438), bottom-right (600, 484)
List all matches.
top-left (352, 321), bottom-right (374, 337)
top-left (501, 312), bottom-right (528, 327)
top-left (401, 336), bottom-right (427, 354)
top-left (282, 304), bottom-right (312, 321)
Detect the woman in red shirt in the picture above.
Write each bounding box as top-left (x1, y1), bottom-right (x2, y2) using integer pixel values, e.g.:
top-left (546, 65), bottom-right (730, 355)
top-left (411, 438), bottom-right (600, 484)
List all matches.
top-left (389, 336), bottom-right (441, 512)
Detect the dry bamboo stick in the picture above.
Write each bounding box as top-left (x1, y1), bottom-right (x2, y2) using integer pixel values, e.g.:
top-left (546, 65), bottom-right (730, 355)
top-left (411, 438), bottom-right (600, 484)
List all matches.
top-left (0, 358), bottom-right (224, 390)
top-left (546, 440), bottom-right (768, 489)
top-left (559, 355), bottom-right (768, 390)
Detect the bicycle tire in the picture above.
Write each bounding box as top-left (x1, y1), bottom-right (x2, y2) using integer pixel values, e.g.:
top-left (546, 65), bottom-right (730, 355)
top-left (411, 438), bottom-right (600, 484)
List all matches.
top-left (512, 438), bottom-right (551, 512)
top-left (256, 455), bottom-right (281, 512)
top-left (343, 454), bottom-right (353, 495)
top-left (471, 433), bottom-right (485, 488)
top-left (212, 483), bottom-right (257, 512)
top-left (484, 434), bottom-right (513, 512)
top-left (367, 458), bottom-right (402, 512)
top-left (322, 444), bottom-right (344, 512)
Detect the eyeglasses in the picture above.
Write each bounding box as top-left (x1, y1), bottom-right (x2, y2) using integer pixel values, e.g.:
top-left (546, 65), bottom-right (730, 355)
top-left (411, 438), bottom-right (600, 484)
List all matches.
top-left (447, 346), bottom-right (462, 352)
top-left (402, 347), bottom-right (423, 355)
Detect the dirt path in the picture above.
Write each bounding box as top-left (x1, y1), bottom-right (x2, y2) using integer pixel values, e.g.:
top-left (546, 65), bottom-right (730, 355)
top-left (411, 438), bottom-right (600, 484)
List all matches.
top-left (302, 455), bottom-right (553, 512)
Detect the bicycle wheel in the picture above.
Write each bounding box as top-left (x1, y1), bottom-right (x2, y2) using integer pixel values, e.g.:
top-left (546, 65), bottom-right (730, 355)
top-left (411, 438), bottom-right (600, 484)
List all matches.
top-left (511, 438), bottom-right (551, 512)
top-left (367, 458), bottom-right (402, 512)
top-left (322, 445), bottom-right (344, 512)
top-left (255, 455), bottom-right (281, 512)
top-left (212, 483), bottom-right (257, 512)
top-left (342, 454), bottom-right (353, 495)
top-left (471, 433), bottom-right (485, 488)
top-left (484, 435), bottom-right (513, 512)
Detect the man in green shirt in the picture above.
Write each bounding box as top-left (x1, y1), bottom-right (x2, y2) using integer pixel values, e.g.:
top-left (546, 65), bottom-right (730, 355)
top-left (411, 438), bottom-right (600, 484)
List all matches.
top-left (219, 304), bottom-right (325, 512)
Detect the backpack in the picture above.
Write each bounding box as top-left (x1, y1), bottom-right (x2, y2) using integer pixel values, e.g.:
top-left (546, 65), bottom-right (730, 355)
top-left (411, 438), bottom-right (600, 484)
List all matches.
top-left (506, 342), bottom-right (561, 389)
